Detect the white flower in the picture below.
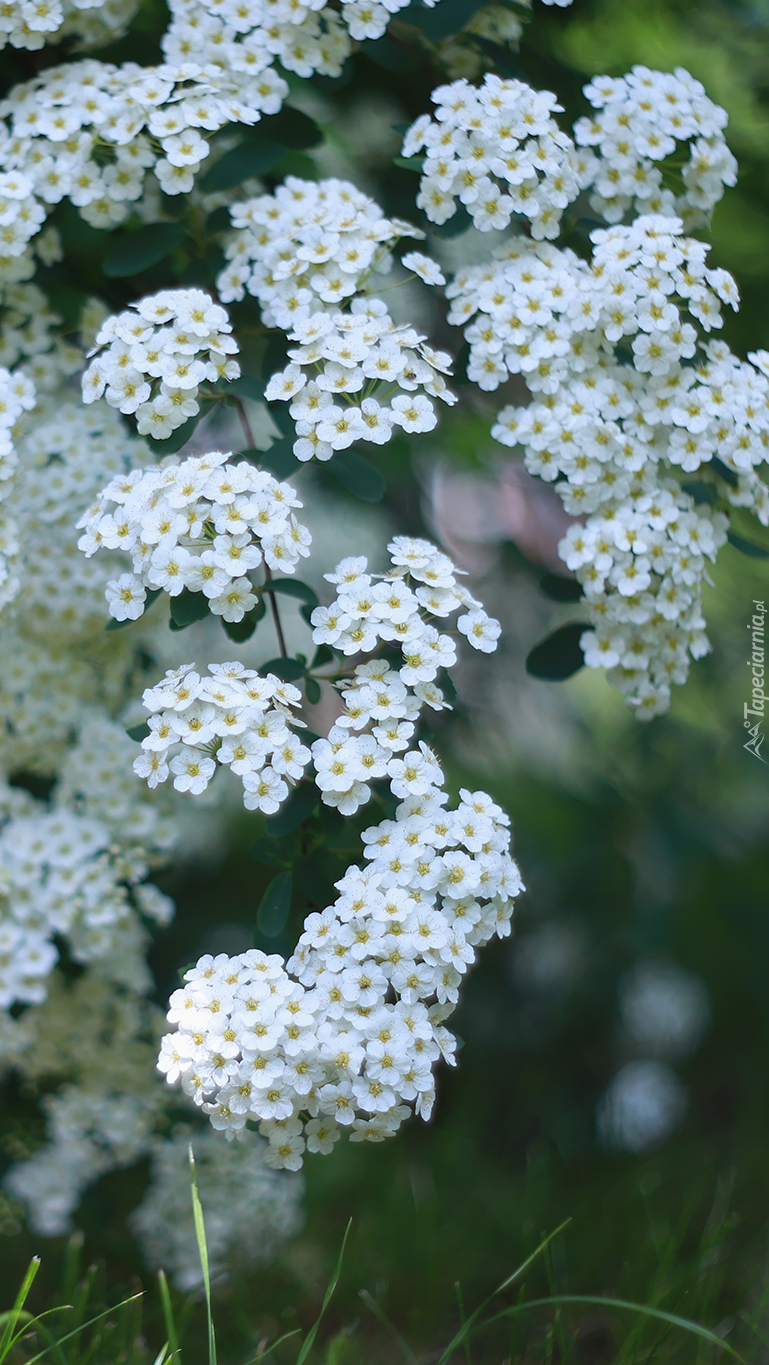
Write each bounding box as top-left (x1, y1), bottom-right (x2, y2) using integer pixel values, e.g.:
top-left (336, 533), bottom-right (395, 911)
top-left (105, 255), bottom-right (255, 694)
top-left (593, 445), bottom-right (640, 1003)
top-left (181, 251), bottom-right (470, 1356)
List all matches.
top-left (105, 572), bottom-right (145, 621)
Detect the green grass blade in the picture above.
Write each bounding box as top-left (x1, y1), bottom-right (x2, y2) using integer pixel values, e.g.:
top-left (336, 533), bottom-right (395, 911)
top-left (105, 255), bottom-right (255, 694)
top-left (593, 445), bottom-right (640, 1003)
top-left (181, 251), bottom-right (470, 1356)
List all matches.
top-left (158, 1271), bottom-right (179, 1361)
top-left (242, 1327), bottom-right (301, 1364)
top-left (295, 1219), bottom-right (352, 1365)
top-left (484, 1295), bottom-right (744, 1361)
top-left (18, 1310), bottom-right (75, 1365)
top-left (189, 1145), bottom-right (216, 1365)
top-left (22, 1293), bottom-right (144, 1364)
top-left (0, 1257), bottom-right (40, 1362)
top-left (435, 1219), bottom-right (571, 1365)
top-left (359, 1289), bottom-right (419, 1365)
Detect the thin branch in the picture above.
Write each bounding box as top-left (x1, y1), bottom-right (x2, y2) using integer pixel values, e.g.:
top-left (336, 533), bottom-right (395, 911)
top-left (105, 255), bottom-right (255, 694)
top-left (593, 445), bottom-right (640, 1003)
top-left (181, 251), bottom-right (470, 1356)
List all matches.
top-left (236, 398), bottom-right (289, 658)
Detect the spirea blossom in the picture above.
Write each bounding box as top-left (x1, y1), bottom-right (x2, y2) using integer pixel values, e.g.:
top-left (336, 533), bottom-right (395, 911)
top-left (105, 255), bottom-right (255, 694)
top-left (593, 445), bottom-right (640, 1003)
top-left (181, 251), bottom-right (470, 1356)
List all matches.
top-left (132, 537), bottom-right (500, 815)
top-left (7, 400), bottom-right (150, 641)
top-left (266, 299), bottom-right (456, 461)
top-left (135, 662), bottom-right (311, 807)
top-left (306, 536), bottom-right (500, 812)
top-left (157, 785), bottom-right (522, 1164)
top-left (0, 782), bottom-right (172, 1013)
top-left (402, 73), bottom-right (590, 236)
top-left (162, 0), bottom-right (437, 90)
top-left (575, 66), bottom-right (737, 229)
top-left (0, 57), bottom-right (279, 264)
top-left (0, 0), bottom-right (139, 54)
top-left (217, 176), bottom-right (422, 318)
top-left (77, 450), bottom-right (311, 622)
top-left (0, 363), bottom-right (35, 613)
top-left (447, 214), bottom-right (765, 715)
top-left (81, 288), bottom-right (240, 441)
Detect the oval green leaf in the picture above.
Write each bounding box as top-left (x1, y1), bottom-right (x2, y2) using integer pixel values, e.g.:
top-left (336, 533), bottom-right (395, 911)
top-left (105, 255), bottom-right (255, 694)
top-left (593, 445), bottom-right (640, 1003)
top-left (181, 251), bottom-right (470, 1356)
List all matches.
top-left (256, 871), bottom-right (293, 936)
top-left (265, 783), bottom-right (320, 837)
top-left (103, 221), bottom-right (187, 278)
top-left (727, 531), bottom-right (769, 559)
top-left (329, 449), bottom-right (385, 502)
top-left (526, 622), bottom-right (589, 680)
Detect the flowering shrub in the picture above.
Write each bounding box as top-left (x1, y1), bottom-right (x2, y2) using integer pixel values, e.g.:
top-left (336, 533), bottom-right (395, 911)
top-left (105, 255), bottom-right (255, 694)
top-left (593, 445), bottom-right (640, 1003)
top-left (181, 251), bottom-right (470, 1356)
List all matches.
top-left (0, 0), bottom-right (763, 1270)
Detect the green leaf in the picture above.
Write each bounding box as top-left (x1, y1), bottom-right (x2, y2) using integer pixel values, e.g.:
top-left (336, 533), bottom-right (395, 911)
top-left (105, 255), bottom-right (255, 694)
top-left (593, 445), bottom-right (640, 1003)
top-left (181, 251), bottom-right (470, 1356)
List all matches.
top-left (267, 398), bottom-right (296, 438)
top-left (265, 577), bottom-right (318, 607)
top-left (0, 1258), bottom-right (39, 1363)
top-left (265, 782), bottom-right (320, 836)
top-left (402, 0), bottom-right (487, 38)
top-left (188, 1150), bottom-right (216, 1365)
top-left (258, 106), bottom-right (323, 149)
top-left (262, 437), bottom-right (298, 480)
top-left (228, 374), bottom-right (265, 402)
top-left (205, 205), bottom-right (231, 234)
top-left (526, 622), bottom-right (589, 680)
top-left (432, 205), bottom-right (473, 238)
top-left (200, 140), bottom-right (285, 193)
top-left (727, 531), bottom-right (769, 559)
top-left (169, 589), bottom-right (210, 630)
top-left (262, 337), bottom-right (290, 381)
top-left (295, 1222), bottom-right (352, 1365)
top-left (484, 1297), bottom-right (743, 1363)
top-left (237, 439), bottom-right (297, 481)
top-left (106, 587), bottom-right (162, 631)
top-left (146, 413), bottom-right (201, 456)
top-left (250, 835), bottom-right (292, 868)
top-left (435, 1222), bottom-right (571, 1365)
top-left (222, 597), bottom-right (267, 642)
top-left (441, 669), bottom-right (458, 703)
top-left (329, 449), bottom-right (385, 502)
top-left (126, 722), bottom-right (150, 742)
top-left (305, 676), bottom-right (321, 705)
top-left (360, 36), bottom-right (418, 72)
top-left (311, 643), bottom-right (334, 669)
top-left (102, 221), bottom-right (187, 277)
top-left (393, 156), bottom-right (424, 171)
top-left (157, 1272), bottom-right (179, 1365)
top-left (471, 35), bottom-right (526, 76)
top-left (256, 870), bottom-right (293, 936)
top-left (259, 656), bottom-right (307, 681)
top-left (539, 573), bottom-right (583, 603)
top-left (712, 455), bottom-right (740, 488)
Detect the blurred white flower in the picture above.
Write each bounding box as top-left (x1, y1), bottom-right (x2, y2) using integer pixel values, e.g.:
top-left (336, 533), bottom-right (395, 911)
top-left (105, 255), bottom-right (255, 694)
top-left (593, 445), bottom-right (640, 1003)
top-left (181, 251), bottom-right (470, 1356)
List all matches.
top-left (618, 962), bottom-right (711, 1060)
top-left (597, 1059), bottom-right (688, 1154)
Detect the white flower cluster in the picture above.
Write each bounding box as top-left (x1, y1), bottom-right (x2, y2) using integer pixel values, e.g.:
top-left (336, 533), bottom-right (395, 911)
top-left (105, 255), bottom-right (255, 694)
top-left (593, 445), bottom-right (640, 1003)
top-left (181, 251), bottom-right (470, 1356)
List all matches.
top-left (0, 56), bottom-right (281, 262)
top-left (135, 662), bottom-right (311, 809)
top-left (308, 537), bottom-right (501, 813)
top-left (77, 449), bottom-right (310, 623)
top-left (3, 960), bottom-right (303, 1261)
top-left (157, 784), bottom-right (522, 1166)
top-left (451, 214), bottom-right (758, 714)
top-left (0, 282), bottom-right (81, 391)
top-left (216, 176), bottom-right (421, 318)
top-left (82, 289), bottom-right (240, 441)
top-left (402, 73), bottom-right (589, 235)
top-left (265, 300), bottom-right (456, 460)
top-left (131, 1127), bottom-right (303, 1289)
top-left (162, 0), bottom-right (428, 94)
top-left (574, 66), bottom-right (737, 229)
top-left (0, 794), bottom-right (172, 1014)
top-left (0, 363), bottom-right (35, 613)
top-left (0, 0), bottom-right (138, 55)
top-left (7, 400), bottom-right (150, 643)
top-left (5, 1083), bottom-right (158, 1235)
